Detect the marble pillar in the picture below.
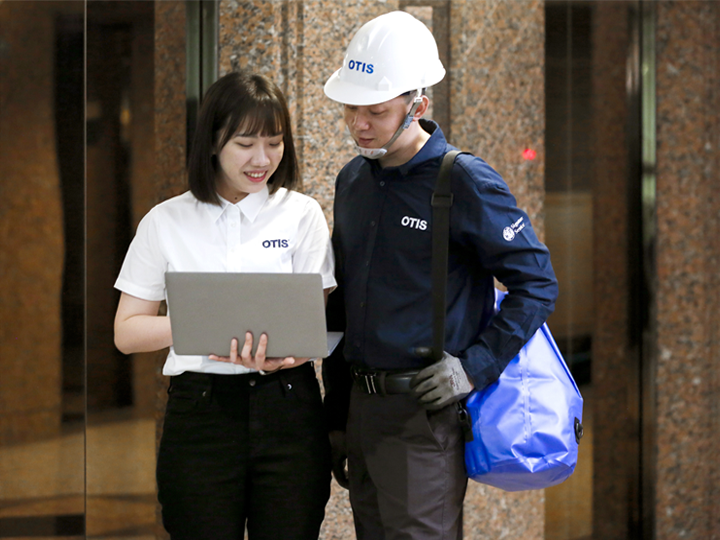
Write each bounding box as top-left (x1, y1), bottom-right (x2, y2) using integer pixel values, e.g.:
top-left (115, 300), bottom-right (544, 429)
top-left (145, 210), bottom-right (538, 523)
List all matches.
top-left (0, 1), bottom-right (65, 444)
top-left (654, 2), bottom-right (720, 538)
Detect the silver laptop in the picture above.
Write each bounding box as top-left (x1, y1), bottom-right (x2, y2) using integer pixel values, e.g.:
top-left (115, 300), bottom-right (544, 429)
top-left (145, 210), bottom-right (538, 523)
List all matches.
top-left (166, 272), bottom-right (335, 358)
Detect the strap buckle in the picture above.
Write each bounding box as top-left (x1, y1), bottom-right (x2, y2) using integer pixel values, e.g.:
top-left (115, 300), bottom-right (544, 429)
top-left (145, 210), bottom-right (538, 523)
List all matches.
top-left (361, 373), bottom-right (377, 394)
top-left (431, 192), bottom-right (454, 208)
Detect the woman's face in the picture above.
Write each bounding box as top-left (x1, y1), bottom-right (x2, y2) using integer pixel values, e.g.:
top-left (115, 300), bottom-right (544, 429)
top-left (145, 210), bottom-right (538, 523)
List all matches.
top-left (215, 127), bottom-right (284, 202)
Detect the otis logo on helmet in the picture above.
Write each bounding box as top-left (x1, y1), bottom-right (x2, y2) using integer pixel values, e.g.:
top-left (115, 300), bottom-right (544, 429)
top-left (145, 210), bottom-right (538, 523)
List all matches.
top-left (347, 60), bottom-right (374, 74)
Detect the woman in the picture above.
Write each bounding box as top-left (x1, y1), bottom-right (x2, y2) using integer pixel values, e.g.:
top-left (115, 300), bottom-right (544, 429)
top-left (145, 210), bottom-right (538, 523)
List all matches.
top-left (114, 71), bottom-right (334, 540)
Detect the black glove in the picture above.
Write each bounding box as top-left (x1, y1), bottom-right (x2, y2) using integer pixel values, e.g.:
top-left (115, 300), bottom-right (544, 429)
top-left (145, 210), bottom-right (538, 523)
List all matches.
top-left (410, 352), bottom-right (474, 410)
top-left (328, 430), bottom-right (349, 489)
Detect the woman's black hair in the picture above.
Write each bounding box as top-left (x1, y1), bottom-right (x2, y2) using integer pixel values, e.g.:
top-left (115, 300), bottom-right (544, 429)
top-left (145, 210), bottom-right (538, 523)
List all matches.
top-left (187, 71), bottom-right (299, 205)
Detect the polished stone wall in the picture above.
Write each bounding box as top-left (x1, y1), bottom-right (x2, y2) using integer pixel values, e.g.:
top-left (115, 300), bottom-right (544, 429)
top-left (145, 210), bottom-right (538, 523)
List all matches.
top-left (654, 2), bottom-right (720, 538)
top-left (450, 1), bottom-right (546, 237)
top-left (0, 1), bottom-right (65, 444)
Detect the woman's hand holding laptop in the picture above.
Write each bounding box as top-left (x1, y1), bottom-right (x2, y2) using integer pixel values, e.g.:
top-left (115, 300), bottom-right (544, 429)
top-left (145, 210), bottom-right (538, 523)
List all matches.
top-left (208, 331), bottom-right (311, 374)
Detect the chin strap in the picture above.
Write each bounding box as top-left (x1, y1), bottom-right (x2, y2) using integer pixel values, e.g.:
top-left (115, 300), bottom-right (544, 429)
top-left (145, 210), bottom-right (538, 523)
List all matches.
top-left (353, 91), bottom-right (423, 160)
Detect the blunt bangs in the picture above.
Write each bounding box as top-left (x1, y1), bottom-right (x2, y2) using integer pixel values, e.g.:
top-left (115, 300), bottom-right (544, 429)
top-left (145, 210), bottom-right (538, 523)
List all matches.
top-left (217, 100), bottom-right (285, 150)
top-left (238, 104), bottom-right (284, 138)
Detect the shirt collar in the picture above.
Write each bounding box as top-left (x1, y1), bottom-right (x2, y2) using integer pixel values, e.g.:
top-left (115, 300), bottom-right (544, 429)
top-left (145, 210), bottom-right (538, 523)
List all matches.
top-left (209, 185), bottom-right (270, 224)
top-left (368, 120), bottom-right (449, 177)
top-left (396, 119), bottom-right (448, 175)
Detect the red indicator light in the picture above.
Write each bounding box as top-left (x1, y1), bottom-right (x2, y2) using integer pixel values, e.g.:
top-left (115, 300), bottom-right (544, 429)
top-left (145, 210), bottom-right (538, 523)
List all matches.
top-left (523, 148), bottom-right (537, 161)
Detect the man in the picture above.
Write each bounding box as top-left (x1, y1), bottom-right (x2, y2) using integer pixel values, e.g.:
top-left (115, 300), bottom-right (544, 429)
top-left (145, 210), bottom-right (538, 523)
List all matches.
top-left (323, 11), bottom-right (558, 540)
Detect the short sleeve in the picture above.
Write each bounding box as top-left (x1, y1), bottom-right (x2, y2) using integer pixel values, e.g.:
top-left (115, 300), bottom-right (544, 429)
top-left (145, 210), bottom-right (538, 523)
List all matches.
top-left (292, 198), bottom-right (336, 290)
top-left (114, 209), bottom-right (168, 301)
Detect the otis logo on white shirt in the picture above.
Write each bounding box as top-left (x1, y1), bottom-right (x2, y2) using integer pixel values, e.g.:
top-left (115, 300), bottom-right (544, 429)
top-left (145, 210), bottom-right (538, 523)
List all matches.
top-left (262, 239), bottom-right (289, 248)
top-left (401, 216), bottom-right (427, 231)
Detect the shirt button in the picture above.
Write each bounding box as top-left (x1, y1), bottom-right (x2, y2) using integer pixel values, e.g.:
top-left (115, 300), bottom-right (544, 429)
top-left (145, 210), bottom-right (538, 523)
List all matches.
top-left (370, 221), bottom-right (376, 227)
top-left (360, 302), bottom-right (365, 308)
top-left (286, 383), bottom-right (293, 391)
top-left (249, 379), bottom-right (256, 387)
top-left (379, 181), bottom-right (385, 187)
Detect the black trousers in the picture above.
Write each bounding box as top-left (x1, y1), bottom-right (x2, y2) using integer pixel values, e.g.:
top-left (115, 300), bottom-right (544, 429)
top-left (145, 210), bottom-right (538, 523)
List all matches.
top-left (156, 363), bottom-right (331, 540)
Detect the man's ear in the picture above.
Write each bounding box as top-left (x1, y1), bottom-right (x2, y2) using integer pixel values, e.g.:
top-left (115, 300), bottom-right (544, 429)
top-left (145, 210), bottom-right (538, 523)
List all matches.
top-left (413, 95), bottom-right (430, 121)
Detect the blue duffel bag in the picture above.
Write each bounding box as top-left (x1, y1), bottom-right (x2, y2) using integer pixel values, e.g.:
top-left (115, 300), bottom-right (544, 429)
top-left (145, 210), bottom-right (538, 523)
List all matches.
top-left (463, 290), bottom-right (584, 491)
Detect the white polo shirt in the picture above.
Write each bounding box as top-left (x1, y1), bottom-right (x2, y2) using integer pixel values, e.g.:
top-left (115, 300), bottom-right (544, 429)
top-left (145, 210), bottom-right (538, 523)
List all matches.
top-left (114, 186), bottom-right (336, 376)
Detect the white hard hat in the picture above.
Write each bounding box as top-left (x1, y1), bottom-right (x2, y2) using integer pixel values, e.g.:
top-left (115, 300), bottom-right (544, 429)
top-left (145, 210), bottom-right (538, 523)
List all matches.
top-left (324, 11), bottom-right (446, 106)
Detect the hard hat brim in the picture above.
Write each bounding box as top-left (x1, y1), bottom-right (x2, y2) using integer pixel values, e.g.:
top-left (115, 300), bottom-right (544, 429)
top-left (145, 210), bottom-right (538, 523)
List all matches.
top-left (323, 69), bottom-right (420, 107)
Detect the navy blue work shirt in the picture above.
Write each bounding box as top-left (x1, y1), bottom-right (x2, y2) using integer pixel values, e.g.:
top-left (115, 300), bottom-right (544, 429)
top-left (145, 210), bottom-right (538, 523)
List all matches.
top-left (324, 120), bottom-right (557, 429)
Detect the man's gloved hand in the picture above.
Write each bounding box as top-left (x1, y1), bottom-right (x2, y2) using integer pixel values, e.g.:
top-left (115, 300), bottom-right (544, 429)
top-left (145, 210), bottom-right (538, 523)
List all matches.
top-left (328, 430), bottom-right (350, 489)
top-left (410, 352), bottom-right (474, 410)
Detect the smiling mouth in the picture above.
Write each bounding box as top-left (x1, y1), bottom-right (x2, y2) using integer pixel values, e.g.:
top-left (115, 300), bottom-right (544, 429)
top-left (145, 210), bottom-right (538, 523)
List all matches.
top-left (246, 171), bottom-right (267, 183)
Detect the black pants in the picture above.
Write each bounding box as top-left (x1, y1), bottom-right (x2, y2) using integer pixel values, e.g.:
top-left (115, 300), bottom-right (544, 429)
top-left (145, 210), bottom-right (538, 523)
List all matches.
top-left (156, 363), bottom-right (331, 540)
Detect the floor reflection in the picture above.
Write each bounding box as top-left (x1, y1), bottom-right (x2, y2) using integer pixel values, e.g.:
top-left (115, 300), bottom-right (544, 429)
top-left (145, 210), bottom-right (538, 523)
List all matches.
top-left (0, 414), bottom-right (156, 539)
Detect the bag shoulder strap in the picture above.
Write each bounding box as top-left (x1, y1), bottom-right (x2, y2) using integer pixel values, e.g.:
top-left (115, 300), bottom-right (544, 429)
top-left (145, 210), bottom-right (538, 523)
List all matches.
top-left (430, 150), bottom-right (464, 361)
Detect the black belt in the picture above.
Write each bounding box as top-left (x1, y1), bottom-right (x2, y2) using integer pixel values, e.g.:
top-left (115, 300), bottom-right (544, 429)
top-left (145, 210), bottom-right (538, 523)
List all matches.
top-left (351, 366), bottom-right (420, 395)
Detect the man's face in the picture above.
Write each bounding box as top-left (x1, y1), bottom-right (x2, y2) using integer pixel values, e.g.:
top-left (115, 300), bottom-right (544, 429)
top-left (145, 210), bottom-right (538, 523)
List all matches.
top-left (343, 95), bottom-right (411, 151)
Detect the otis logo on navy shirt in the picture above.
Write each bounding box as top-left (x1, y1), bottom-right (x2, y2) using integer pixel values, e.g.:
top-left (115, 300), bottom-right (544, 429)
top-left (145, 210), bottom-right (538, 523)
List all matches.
top-left (401, 216), bottom-right (427, 231)
top-left (262, 239), bottom-right (289, 248)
